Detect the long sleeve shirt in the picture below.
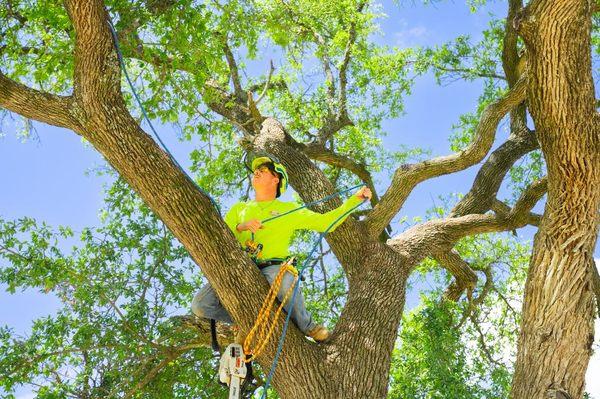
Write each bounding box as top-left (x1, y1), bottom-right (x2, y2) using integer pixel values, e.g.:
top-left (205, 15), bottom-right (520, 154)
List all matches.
top-left (224, 195), bottom-right (363, 261)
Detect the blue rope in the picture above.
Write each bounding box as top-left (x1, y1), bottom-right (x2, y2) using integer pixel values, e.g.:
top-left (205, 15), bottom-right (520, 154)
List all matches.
top-left (250, 183), bottom-right (365, 243)
top-left (107, 19), bottom-right (368, 395)
top-left (106, 18), bottom-right (222, 214)
top-left (259, 197), bottom-right (367, 399)
top-left (261, 184), bottom-right (364, 224)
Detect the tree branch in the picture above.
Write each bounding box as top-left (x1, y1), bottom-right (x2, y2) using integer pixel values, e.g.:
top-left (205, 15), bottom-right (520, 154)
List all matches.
top-left (203, 80), bottom-right (255, 135)
top-left (366, 76), bottom-right (528, 238)
top-left (5, 0), bottom-right (27, 26)
top-left (387, 176), bottom-right (547, 263)
top-left (315, 2), bottom-right (367, 145)
top-left (457, 266), bottom-right (494, 329)
top-left (591, 258), bottom-right (600, 318)
top-left (490, 198), bottom-right (541, 227)
top-left (433, 64), bottom-right (506, 81)
top-left (111, 22), bottom-right (257, 135)
top-left (301, 142), bottom-right (380, 204)
top-left (503, 0), bottom-right (529, 132)
top-left (255, 60), bottom-right (275, 104)
top-left (450, 127), bottom-right (539, 216)
top-left (123, 353), bottom-right (178, 399)
top-left (510, 176), bottom-right (547, 216)
top-left (503, 0), bottom-right (524, 87)
top-left (221, 37), bottom-right (245, 101)
top-left (0, 72), bottom-right (80, 130)
top-left (250, 118), bottom-right (366, 273)
top-left (434, 250), bottom-right (478, 301)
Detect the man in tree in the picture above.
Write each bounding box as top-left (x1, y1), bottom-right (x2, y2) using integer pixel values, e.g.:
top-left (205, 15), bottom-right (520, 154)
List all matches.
top-left (192, 155), bottom-right (372, 342)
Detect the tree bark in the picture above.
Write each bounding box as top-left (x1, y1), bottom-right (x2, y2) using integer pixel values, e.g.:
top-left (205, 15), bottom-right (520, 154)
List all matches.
top-left (510, 1), bottom-right (600, 398)
top-left (0, 1), bottom-right (570, 397)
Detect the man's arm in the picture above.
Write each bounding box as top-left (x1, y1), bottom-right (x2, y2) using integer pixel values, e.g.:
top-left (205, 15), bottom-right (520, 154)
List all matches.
top-left (290, 189), bottom-right (370, 233)
top-left (224, 203), bottom-right (243, 237)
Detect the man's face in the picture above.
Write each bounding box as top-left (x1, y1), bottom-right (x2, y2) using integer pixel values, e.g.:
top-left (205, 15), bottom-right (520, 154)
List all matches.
top-left (251, 164), bottom-right (280, 192)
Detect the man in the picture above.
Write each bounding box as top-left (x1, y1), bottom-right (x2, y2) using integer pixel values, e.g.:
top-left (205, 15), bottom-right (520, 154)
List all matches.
top-left (192, 155), bottom-right (372, 342)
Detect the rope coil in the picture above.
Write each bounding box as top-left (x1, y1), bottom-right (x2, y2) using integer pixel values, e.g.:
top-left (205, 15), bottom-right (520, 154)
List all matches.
top-left (243, 259), bottom-right (298, 362)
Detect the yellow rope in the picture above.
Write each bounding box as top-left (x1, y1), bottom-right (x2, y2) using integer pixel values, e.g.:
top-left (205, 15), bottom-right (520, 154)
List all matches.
top-left (243, 259), bottom-right (298, 362)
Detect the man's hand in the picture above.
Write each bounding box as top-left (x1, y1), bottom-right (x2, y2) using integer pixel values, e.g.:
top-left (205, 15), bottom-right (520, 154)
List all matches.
top-left (237, 219), bottom-right (264, 233)
top-left (355, 186), bottom-right (372, 201)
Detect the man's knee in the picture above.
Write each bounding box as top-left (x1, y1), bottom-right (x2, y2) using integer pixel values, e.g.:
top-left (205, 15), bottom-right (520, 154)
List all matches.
top-left (191, 294), bottom-right (206, 318)
top-left (191, 288), bottom-right (213, 318)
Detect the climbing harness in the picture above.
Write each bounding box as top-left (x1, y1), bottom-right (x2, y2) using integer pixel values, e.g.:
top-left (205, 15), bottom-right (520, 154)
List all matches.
top-left (244, 239), bottom-right (264, 260)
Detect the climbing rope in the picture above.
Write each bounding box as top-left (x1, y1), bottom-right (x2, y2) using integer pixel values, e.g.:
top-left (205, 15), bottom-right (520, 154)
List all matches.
top-left (258, 198), bottom-right (366, 399)
top-left (106, 15), bottom-right (369, 397)
top-left (262, 184), bottom-right (364, 224)
top-left (249, 183), bottom-right (365, 245)
top-left (243, 259), bottom-right (299, 362)
top-left (106, 17), bottom-right (221, 214)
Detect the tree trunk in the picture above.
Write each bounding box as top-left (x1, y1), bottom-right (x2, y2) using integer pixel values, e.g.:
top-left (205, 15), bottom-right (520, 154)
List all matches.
top-left (510, 1), bottom-right (600, 397)
top-left (0, 1), bottom-right (575, 397)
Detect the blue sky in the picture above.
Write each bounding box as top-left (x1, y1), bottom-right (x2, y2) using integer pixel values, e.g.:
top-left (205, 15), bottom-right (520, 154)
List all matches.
top-left (1, 1), bottom-right (599, 397)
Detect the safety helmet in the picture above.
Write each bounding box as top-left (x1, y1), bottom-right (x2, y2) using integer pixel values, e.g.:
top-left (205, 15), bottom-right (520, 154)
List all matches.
top-left (246, 154), bottom-right (288, 197)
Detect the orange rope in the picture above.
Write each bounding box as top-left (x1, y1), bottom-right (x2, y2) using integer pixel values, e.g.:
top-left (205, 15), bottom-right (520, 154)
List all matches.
top-left (243, 259), bottom-right (298, 362)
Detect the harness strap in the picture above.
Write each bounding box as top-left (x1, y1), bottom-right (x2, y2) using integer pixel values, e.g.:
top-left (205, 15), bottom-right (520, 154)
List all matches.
top-left (210, 319), bottom-right (220, 353)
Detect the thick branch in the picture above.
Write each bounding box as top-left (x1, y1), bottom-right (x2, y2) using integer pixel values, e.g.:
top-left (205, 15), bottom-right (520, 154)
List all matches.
top-left (503, 0), bottom-right (529, 132)
top-left (314, 115), bottom-right (354, 145)
top-left (503, 0), bottom-right (524, 87)
top-left (203, 80), bottom-right (255, 135)
top-left (450, 127), bottom-right (539, 216)
top-left (434, 250), bottom-right (478, 301)
top-left (0, 72), bottom-right (80, 129)
top-left (301, 142), bottom-right (379, 204)
top-left (366, 76), bottom-right (528, 238)
top-left (490, 198), bottom-right (541, 226)
top-left (387, 177), bottom-right (547, 264)
top-left (62, 3), bottom-right (321, 383)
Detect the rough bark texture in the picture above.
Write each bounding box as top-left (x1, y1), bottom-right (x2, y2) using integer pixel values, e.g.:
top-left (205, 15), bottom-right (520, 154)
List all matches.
top-left (1, 0), bottom-right (590, 397)
top-left (510, 1), bottom-right (600, 398)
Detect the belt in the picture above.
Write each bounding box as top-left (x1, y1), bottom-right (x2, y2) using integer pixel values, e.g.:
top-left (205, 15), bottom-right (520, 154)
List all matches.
top-left (254, 258), bottom-right (295, 270)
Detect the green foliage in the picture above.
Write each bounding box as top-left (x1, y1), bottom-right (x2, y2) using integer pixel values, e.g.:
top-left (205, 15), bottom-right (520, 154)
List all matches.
top-left (392, 232), bottom-right (528, 399)
top-left (396, 194), bottom-right (532, 399)
top-left (0, 177), bottom-right (224, 398)
top-left (390, 298), bottom-right (478, 399)
top-left (0, 0), bottom-right (571, 397)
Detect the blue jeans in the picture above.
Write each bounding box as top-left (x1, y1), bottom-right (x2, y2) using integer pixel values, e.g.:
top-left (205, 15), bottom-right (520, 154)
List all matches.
top-left (191, 265), bottom-right (316, 334)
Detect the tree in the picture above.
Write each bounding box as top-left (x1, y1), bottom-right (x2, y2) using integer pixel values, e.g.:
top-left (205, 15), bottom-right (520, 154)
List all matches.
top-left (0, 0), bottom-right (598, 398)
top-left (509, 1), bottom-right (600, 398)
